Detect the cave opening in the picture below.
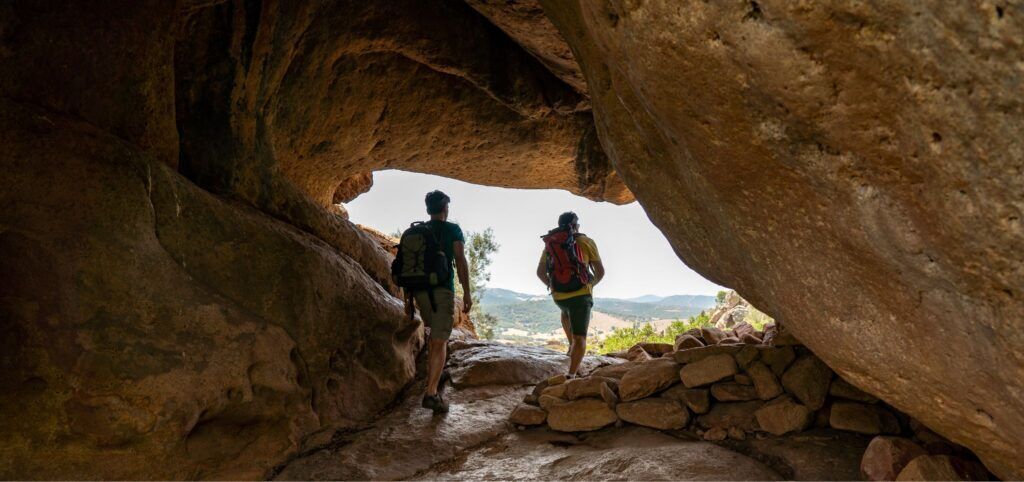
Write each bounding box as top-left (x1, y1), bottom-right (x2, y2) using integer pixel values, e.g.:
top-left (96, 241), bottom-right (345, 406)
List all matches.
top-left (344, 169), bottom-right (739, 350)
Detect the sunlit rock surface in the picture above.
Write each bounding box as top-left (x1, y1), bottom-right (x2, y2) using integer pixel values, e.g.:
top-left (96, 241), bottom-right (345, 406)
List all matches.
top-left (541, 1), bottom-right (1023, 477)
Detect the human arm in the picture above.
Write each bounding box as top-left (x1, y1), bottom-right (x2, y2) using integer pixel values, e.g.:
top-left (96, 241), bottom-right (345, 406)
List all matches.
top-left (536, 254), bottom-right (550, 290)
top-left (454, 240), bottom-right (471, 312)
top-left (590, 260), bottom-right (605, 286)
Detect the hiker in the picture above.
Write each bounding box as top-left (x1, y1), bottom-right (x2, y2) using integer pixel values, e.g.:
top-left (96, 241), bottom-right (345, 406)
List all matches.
top-left (392, 190), bottom-right (471, 413)
top-left (536, 212), bottom-right (604, 377)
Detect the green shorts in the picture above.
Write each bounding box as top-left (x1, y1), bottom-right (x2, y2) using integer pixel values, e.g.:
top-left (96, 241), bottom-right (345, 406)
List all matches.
top-left (555, 294), bottom-right (593, 336)
top-left (414, 288), bottom-right (455, 340)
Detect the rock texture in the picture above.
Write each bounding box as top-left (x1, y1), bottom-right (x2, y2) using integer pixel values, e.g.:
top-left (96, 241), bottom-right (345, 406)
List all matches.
top-left (0, 104), bottom-right (421, 478)
top-left (415, 426), bottom-right (782, 480)
top-left (541, 1), bottom-right (1024, 478)
top-left (3, 0), bottom-right (1023, 478)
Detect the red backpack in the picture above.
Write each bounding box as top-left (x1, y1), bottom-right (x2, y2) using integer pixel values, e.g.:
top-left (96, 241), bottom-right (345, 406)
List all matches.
top-left (542, 227), bottom-right (592, 293)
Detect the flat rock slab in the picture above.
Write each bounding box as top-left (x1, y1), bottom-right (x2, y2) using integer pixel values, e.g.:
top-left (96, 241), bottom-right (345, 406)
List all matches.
top-left (413, 426), bottom-right (782, 480)
top-left (273, 383), bottom-right (529, 480)
top-left (448, 342), bottom-right (621, 387)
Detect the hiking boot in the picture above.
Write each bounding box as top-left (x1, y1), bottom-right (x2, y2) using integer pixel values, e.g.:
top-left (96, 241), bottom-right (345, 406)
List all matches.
top-left (422, 394), bottom-right (449, 413)
top-left (437, 369), bottom-right (452, 396)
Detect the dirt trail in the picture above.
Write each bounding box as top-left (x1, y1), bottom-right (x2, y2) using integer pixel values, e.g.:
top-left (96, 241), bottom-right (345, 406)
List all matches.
top-left (273, 342), bottom-right (872, 480)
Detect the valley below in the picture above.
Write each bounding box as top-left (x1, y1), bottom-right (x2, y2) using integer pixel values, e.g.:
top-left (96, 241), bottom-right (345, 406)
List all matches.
top-left (480, 288), bottom-right (715, 348)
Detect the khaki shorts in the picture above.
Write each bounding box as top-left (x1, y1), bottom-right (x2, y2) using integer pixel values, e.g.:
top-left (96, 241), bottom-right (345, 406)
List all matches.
top-left (414, 288), bottom-right (455, 340)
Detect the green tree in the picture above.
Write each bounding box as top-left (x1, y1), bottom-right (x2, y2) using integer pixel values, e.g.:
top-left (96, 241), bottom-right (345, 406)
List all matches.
top-left (716, 290), bottom-right (728, 305)
top-left (456, 228), bottom-right (500, 339)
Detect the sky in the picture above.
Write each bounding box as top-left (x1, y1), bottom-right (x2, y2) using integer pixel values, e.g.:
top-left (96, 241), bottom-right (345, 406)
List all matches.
top-left (347, 170), bottom-right (725, 299)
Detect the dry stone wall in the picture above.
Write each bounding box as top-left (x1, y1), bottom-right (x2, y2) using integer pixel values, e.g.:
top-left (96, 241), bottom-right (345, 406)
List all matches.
top-left (510, 324), bottom-right (993, 480)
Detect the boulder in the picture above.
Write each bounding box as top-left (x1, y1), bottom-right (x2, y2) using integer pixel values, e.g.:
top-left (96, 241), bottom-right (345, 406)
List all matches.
top-left (732, 322), bottom-right (755, 339)
top-left (674, 345), bottom-right (742, 364)
top-left (600, 382), bottom-right (619, 406)
top-left (830, 378), bottom-right (880, 403)
top-left (547, 398), bottom-right (618, 432)
top-left (728, 426), bottom-right (747, 441)
top-left (618, 359), bottom-right (681, 401)
top-left (734, 345), bottom-right (761, 368)
top-left (734, 374), bottom-right (753, 385)
top-left (680, 354), bottom-right (738, 388)
top-left (759, 346), bottom-right (796, 376)
top-left (700, 326), bottom-right (730, 345)
top-left (860, 436), bottom-right (928, 481)
top-left (639, 342), bottom-right (675, 356)
top-left (541, 383), bottom-right (568, 399)
top-left (674, 334), bottom-right (705, 351)
top-left (547, 374), bottom-right (568, 386)
top-left (660, 385), bottom-right (712, 414)
top-left (626, 344), bottom-right (654, 362)
top-left (754, 396), bottom-right (812, 436)
top-left (896, 455), bottom-right (990, 481)
top-left (616, 398), bottom-right (690, 430)
top-left (740, 333), bottom-right (763, 345)
top-left (830, 402), bottom-right (900, 435)
top-left (711, 382), bottom-right (760, 402)
top-left (509, 404), bottom-right (547, 426)
top-left (780, 356), bottom-right (833, 410)
top-left (746, 361), bottom-right (784, 400)
top-left (697, 401), bottom-right (763, 431)
top-left (718, 336), bottom-right (742, 345)
top-left (564, 376), bottom-right (617, 401)
top-left (538, 395), bottom-right (563, 411)
top-left (450, 344), bottom-right (618, 387)
top-left (703, 427), bottom-right (728, 441)
top-left (589, 361), bottom-right (644, 380)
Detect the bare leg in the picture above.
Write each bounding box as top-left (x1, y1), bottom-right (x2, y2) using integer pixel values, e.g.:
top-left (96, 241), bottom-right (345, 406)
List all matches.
top-left (425, 338), bottom-right (447, 396)
top-left (560, 311), bottom-right (571, 347)
top-left (568, 334), bottom-right (587, 376)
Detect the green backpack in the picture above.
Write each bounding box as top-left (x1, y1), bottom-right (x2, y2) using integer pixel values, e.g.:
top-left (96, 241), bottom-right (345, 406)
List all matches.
top-left (391, 221), bottom-right (452, 311)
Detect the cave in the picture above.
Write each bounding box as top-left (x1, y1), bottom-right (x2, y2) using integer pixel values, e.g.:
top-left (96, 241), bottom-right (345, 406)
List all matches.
top-left (0, 0), bottom-right (1021, 479)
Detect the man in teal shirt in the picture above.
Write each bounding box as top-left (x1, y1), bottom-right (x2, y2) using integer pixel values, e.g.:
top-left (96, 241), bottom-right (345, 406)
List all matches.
top-left (407, 190), bottom-right (471, 412)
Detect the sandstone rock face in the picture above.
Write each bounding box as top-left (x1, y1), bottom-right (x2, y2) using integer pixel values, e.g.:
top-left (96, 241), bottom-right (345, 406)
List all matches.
top-left (618, 358), bottom-right (680, 401)
top-left (0, 113), bottom-right (421, 479)
top-left (542, 1), bottom-right (1024, 478)
top-left (831, 378), bottom-right (881, 404)
top-left (5, 0), bottom-right (1023, 478)
top-left (616, 398), bottom-right (690, 430)
top-left (861, 436), bottom-right (928, 481)
top-left (547, 398), bottom-right (618, 432)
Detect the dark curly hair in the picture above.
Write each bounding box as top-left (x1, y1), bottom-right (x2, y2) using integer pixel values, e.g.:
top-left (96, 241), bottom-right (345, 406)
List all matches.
top-left (558, 211), bottom-right (578, 228)
top-left (425, 190), bottom-right (450, 215)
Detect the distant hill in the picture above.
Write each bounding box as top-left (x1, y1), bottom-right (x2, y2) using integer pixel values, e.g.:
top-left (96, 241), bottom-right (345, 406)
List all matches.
top-left (627, 294), bottom-right (666, 303)
top-left (479, 288), bottom-right (716, 338)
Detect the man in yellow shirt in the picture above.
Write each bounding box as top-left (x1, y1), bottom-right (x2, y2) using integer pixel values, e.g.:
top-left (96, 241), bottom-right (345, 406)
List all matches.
top-left (536, 212), bottom-right (605, 377)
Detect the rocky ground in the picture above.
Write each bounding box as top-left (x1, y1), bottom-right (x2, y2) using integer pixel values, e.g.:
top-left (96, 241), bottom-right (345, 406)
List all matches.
top-left (271, 340), bottom-right (924, 481)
